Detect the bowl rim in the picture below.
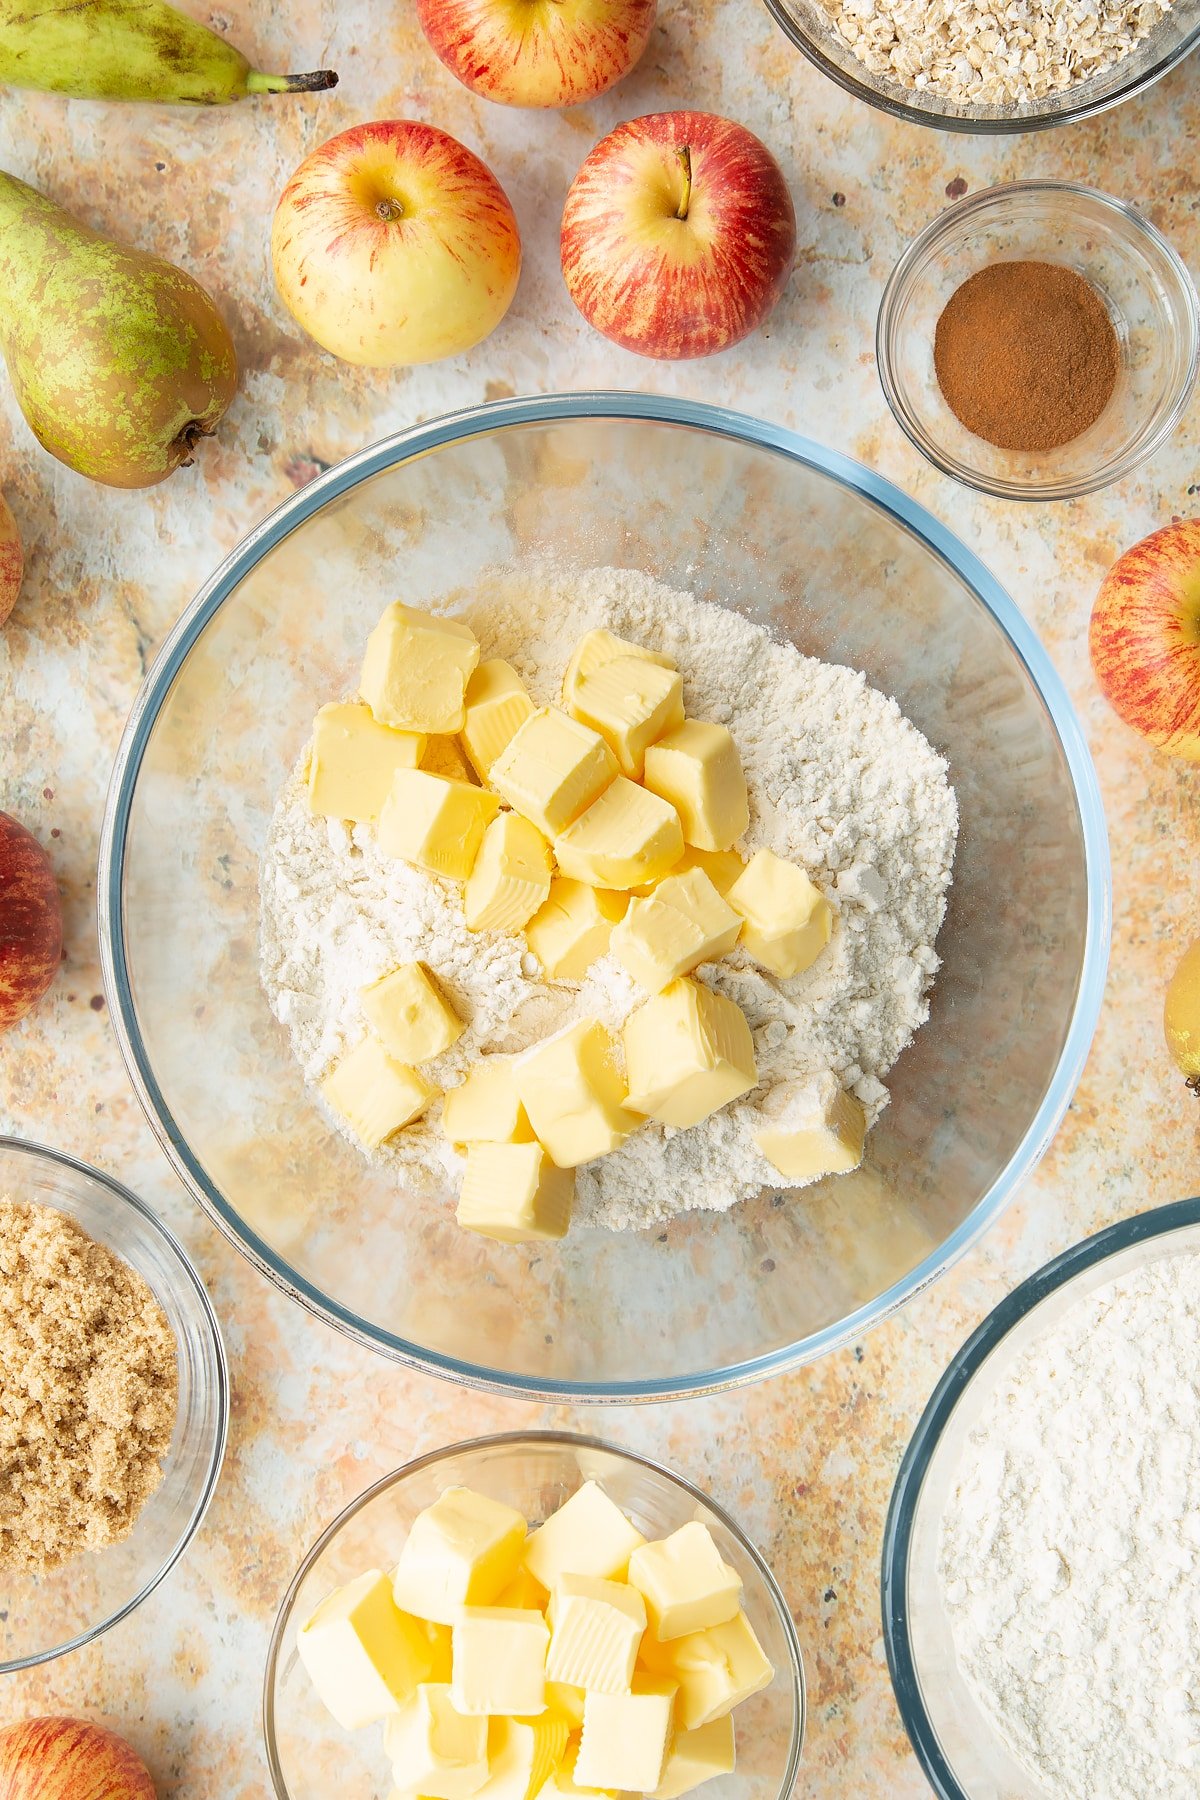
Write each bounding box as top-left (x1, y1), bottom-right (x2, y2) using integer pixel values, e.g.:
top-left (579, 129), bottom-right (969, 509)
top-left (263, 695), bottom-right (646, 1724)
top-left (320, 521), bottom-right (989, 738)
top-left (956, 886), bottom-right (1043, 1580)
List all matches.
top-left (0, 1132), bottom-right (229, 1672)
top-left (875, 179), bottom-right (1200, 501)
top-left (261, 1427), bottom-right (807, 1800)
top-left (760, 0), bottom-right (1200, 134)
top-left (880, 1193), bottom-right (1200, 1799)
top-left (97, 389), bottom-right (1112, 1404)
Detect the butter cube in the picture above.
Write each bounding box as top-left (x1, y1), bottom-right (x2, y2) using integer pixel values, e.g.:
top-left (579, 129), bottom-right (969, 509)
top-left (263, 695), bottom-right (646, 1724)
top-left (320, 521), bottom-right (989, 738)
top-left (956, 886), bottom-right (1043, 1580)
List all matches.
top-left (554, 779), bottom-right (683, 893)
top-left (525, 1481), bottom-right (646, 1588)
top-left (442, 1059), bottom-right (534, 1148)
top-left (568, 656), bottom-right (684, 780)
top-left (642, 720), bottom-right (749, 853)
top-left (546, 1575), bottom-right (646, 1694)
top-left (639, 1611), bottom-right (773, 1730)
top-left (623, 979), bottom-right (757, 1130)
top-left (451, 1607), bottom-right (550, 1717)
top-left (392, 1486), bottom-right (528, 1626)
top-left (461, 659), bottom-right (535, 781)
top-left (752, 1073), bottom-right (867, 1180)
top-left (491, 709), bottom-right (617, 841)
top-left (378, 769), bottom-right (501, 881)
top-left (321, 1037), bottom-right (436, 1148)
top-left (575, 1680), bottom-right (677, 1792)
top-left (651, 1716), bottom-right (735, 1799)
top-left (543, 1684), bottom-right (586, 1730)
top-left (422, 1619), bottom-right (455, 1683)
top-left (362, 962), bottom-right (464, 1065)
top-left (627, 1524), bottom-right (742, 1642)
top-left (384, 1684), bottom-right (489, 1800)
top-left (307, 701), bottom-right (426, 824)
top-left (361, 603), bottom-right (480, 733)
top-left (726, 849), bottom-right (833, 979)
top-left (424, 733), bottom-right (481, 785)
top-left (562, 629), bottom-right (675, 709)
top-left (537, 1740), bottom-right (615, 1800)
top-left (611, 869), bottom-right (741, 994)
top-left (515, 1021), bottom-right (639, 1168)
top-left (297, 1568), bottom-right (433, 1730)
top-left (465, 813), bottom-right (553, 933)
top-left (477, 1716), bottom-right (570, 1800)
top-left (458, 1142), bottom-right (575, 1244)
top-left (525, 879), bottom-right (629, 982)
top-left (634, 846), bottom-right (745, 901)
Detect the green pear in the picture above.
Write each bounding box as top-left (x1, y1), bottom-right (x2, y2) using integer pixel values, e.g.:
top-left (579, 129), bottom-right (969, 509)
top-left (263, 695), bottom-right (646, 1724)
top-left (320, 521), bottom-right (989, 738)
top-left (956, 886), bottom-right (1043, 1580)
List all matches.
top-left (0, 0), bottom-right (337, 104)
top-left (0, 171), bottom-right (239, 488)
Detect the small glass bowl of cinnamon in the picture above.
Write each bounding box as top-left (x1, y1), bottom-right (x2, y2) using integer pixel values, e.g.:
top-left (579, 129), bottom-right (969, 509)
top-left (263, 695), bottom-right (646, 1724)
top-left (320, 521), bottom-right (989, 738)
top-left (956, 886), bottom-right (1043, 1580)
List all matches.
top-left (876, 180), bottom-right (1199, 501)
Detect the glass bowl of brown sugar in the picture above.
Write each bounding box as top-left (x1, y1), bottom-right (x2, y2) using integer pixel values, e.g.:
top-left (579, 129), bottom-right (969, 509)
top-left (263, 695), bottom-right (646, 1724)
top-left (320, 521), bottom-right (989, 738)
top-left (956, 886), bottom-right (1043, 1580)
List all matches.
top-left (876, 180), bottom-right (1199, 501)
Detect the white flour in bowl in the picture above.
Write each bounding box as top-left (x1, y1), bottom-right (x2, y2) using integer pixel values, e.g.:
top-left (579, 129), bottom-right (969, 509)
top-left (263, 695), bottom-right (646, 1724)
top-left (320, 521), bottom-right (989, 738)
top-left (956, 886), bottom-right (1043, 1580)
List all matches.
top-left (258, 564), bottom-right (957, 1231)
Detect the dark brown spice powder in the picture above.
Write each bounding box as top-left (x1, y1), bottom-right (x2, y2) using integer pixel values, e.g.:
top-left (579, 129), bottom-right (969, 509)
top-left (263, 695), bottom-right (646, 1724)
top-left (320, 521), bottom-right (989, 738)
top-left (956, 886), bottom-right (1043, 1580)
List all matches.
top-left (933, 260), bottom-right (1119, 454)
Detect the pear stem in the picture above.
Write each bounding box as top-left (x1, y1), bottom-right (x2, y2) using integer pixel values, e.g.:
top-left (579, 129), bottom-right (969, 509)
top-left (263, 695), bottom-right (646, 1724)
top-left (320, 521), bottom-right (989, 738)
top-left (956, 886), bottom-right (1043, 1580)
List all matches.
top-left (246, 69), bottom-right (339, 94)
top-left (675, 146), bottom-right (692, 221)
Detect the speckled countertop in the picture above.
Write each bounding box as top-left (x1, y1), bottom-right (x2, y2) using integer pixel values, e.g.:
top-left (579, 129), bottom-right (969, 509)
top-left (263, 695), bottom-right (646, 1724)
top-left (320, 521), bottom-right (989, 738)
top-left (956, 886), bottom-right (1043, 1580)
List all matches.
top-left (0, 2), bottom-right (1198, 1793)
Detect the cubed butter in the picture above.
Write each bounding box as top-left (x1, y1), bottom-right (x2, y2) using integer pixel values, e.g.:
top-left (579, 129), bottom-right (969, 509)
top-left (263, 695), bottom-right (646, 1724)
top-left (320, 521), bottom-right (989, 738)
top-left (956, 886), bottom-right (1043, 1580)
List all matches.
top-left (554, 779), bottom-right (683, 893)
top-left (498, 1564), bottom-right (550, 1611)
top-left (752, 1073), bottom-right (867, 1180)
top-left (476, 1716), bottom-right (570, 1800)
top-left (378, 768), bottom-right (501, 881)
top-left (642, 721), bottom-right (749, 853)
top-left (442, 1059), bottom-right (534, 1148)
top-left (361, 603), bottom-right (480, 733)
top-left (632, 846), bottom-right (745, 901)
top-left (306, 701), bottom-right (426, 824)
top-left (461, 659), bottom-right (535, 781)
top-left (726, 849), bottom-right (833, 979)
top-left (297, 1568), bottom-right (433, 1731)
top-left (422, 1619), bottom-right (455, 1684)
top-left (361, 962), bottom-right (464, 1065)
top-left (465, 813), bottom-right (553, 933)
top-left (457, 1142), bottom-right (575, 1245)
top-left (524, 1481), bottom-right (646, 1588)
top-left (638, 1611), bottom-right (773, 1731)
top-left (451, 1607), bottom-right (550, 1717)
top-left (392, 1486), bottom-right (528, 1626)
top-left (623, 979), bottom-right (757, 1130)
top-left (546, 1574), bottom-right (647, 1694)
top-left (515, 1020), bottom-right (639, 1168)
top-left (525, 879), bottom-right (629, 982)
top-left (567, 656), bottom-right (684, 780)
top-left (491, 709), bottom-right (617, 841)
top-left (627, 1523), bottom-right (742, 1642)
top-left (383, 1684), bottom-right (490, 1800)
top-left (575, 1680), bottom-right (677, 1792)
top-left (424, 733), bottom-right (481, 785)
top-left (537, 1739), bottom-right (616, 1800)
top-left (543, 1684), bottom-right (586, 1731)
top-left (651, 1716), bottom-right (736, 1799)
top-left (611, 869), bottom-right (742, 994)
top-left (561, 629), bottom-right (675, 709)
top-left (321, 1037), bottom-right (436, 1149)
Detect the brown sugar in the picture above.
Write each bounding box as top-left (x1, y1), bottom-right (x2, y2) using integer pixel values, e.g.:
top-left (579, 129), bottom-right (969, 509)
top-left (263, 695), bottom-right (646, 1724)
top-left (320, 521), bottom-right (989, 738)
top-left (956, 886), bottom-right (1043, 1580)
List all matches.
top-left (0, 1197), bottom-right (178, 1575)
top-left (933, 260), bottom-right (1119, 453)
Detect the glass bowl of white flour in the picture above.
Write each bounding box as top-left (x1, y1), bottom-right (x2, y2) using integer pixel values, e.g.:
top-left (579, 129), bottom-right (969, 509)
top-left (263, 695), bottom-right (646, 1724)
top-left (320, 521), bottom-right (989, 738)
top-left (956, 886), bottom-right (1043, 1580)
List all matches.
top-left (883, 1195), bottom-right (1200, 1800)
top-left (97, 393), bottom-right (1109, 1400)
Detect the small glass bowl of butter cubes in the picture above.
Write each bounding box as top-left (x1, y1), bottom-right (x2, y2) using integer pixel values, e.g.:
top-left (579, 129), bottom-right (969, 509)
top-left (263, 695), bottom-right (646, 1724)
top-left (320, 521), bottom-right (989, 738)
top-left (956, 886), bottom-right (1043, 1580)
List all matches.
top-left (265, 1433), bottom-right (805, 1800)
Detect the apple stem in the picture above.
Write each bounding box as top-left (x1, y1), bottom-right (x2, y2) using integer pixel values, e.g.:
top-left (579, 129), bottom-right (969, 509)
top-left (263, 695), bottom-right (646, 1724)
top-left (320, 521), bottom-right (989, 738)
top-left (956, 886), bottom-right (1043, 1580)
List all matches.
top-left (376, 198), bottom-right (404, 222)
top-left (674, 145), bottom-right (692, 221)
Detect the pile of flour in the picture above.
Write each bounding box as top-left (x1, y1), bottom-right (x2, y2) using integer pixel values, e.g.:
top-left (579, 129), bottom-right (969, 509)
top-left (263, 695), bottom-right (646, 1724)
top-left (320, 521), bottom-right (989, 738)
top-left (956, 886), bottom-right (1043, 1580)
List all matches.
top-left (939, 1250), bottom-right (1200, 1798)
top-left (258, 564), bottom-right (958, 1231)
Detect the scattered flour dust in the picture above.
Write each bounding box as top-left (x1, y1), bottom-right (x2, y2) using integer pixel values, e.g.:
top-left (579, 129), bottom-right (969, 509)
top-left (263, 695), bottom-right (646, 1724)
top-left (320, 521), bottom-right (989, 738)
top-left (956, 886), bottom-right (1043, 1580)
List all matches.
top-left (938, 1250), bottom-right (1200, 1799)
top-left (258, 565), bottom-right (958, 1231)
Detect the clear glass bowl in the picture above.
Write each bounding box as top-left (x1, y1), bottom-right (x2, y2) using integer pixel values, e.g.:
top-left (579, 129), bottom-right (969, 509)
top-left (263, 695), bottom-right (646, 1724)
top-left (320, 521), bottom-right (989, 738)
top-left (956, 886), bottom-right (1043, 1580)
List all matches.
top-left (97, 393), bottom-right (1110, 1400)
top-left (877, 181), bottom-right (1200, 501)
top-left (762, 0), bottom-right (1200, 133)
top-left (881, 1195), bottom-right (1200, 1799)
top-left (264, 1432), bottom-right (805, 1800)
top-left (0, 1136), bottom-right (228, 1671)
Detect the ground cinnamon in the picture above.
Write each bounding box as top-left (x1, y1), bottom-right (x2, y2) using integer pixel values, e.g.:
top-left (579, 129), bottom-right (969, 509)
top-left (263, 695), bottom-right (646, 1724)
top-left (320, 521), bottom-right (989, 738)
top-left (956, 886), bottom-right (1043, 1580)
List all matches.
top-left (933, 260), bottom-right (1119, 454)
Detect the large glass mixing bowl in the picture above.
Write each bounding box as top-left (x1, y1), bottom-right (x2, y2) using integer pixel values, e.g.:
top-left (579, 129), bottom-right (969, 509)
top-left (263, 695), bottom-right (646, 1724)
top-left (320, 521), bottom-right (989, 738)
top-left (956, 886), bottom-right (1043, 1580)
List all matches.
top-left (98, 394), bottom-right (1109, 1401)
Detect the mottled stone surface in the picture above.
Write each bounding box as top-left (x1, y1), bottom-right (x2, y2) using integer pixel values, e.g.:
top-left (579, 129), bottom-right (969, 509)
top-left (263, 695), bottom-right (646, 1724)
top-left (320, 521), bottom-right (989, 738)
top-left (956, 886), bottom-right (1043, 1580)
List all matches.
top-left (0, 3), bottom-right (1198, 1795)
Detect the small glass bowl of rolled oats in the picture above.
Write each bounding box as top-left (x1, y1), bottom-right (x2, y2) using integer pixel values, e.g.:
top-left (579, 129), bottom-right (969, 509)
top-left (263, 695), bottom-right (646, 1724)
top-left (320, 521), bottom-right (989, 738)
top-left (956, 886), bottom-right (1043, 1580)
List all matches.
top-left (762, 0), bottom-right (1200, 133)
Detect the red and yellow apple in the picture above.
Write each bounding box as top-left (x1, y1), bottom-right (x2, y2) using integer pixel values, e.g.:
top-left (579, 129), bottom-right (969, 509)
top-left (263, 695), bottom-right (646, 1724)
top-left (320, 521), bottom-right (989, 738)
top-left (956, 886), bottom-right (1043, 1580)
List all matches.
top-left (416, 0), bottom-right (657, 108)
top-left (560, 110), bottom-right (796, 360)
top-left (0, 812), bottom-right (62, 1031)
top-left (0, 1717), bottom-right (155, 1800)
top-left (0, 490), bottom-right (22, 627)
top-left (272, 120), bottom-right (522, 367)
top-left (1089, 519), bottom-right (1200, 762)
